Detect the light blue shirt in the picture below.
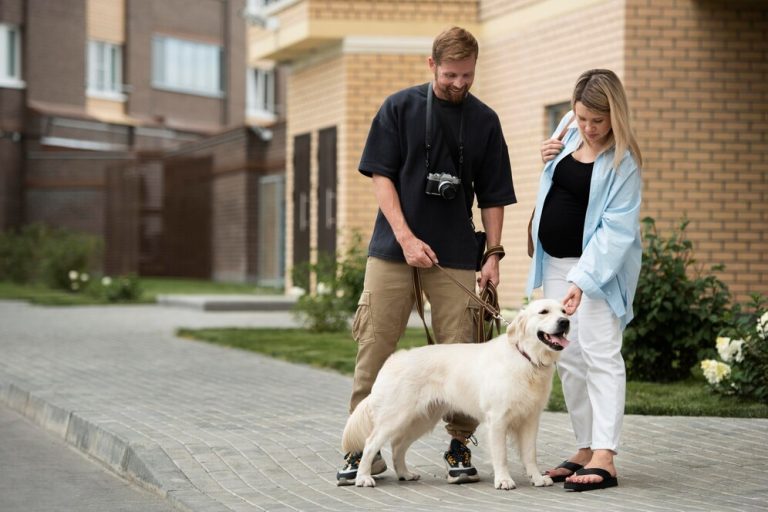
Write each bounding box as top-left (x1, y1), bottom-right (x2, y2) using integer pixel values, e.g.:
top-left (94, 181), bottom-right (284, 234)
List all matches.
top-left (526, 111), bottom-right (643, 330)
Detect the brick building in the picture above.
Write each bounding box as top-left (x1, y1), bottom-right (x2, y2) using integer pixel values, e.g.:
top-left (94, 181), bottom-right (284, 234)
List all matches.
top-left (248, 0), bottom-right (767, 306)
top-left (0, 0), bottom-right (287, 285)
top-left (2, 0), bottom-right (766, 306)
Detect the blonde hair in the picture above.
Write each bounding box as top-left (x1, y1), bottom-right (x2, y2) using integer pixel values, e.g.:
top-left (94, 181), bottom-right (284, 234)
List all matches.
top-left (432, 26), bottom-right (478, 65)
top-left (572, 69), bottom-right (643, 170)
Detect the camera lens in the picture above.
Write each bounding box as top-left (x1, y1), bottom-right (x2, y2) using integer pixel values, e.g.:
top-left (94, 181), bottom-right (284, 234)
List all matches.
top-left (438, 181), bottom-right (457, 200)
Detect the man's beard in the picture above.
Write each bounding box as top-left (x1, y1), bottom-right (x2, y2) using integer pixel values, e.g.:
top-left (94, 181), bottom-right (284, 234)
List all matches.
top-left (437, 83), bottom-right (468, 104)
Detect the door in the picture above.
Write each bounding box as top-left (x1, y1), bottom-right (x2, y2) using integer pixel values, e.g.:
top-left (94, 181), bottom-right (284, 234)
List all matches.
top-left (292, 133), bottom-right (311, 287)
top-left (317, 126), bottom-right (337, 259)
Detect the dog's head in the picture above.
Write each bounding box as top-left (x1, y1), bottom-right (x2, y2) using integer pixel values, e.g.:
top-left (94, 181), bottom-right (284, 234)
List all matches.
top-left (507, 299), bottom-right (571, 367)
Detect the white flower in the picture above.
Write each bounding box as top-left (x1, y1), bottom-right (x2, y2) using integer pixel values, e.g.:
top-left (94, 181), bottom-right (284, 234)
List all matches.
top-left (336, 289), bottom-right (345, 298)
top-left (716, 336), bottom-right (745, 363)
top-left (288, 286), bottom-right (305, 297)
top-left (316, 282), bottom-right (331, 296)
top-left (731, 339), bottom-right (745, 363)
top-left (70, 281), bottom-right (80, 291)
top-left (757, 311), bottom-right (768, 339)
top-left (69, 270), bottom-right (79, 281)
top-left (80, 272), bottom-right (89, 282)
top-left (700, 359), bottom-right (731, 385)
top-left (101, 276), bottom-right (112, 286)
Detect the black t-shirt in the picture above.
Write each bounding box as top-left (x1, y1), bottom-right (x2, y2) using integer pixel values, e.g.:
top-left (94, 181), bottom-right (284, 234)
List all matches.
top-left (539, 154), bottom-right (594, 258)
top-left (359, 83), bottom-right (516, 269)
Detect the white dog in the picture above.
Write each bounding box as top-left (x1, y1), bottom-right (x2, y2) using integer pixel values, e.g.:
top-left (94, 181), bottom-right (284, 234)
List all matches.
top-left (341, 298), bottom-right (570, 490)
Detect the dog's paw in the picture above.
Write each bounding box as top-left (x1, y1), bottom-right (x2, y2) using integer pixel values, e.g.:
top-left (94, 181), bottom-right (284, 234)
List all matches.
top-left (494, 477), bottom-right (517, 490)
top-left (355, 475), bottom-right (376, 487)
top-left (397, 471), bottom-right (420, 482)
top-left (530, 474), bottom-right (554, 487)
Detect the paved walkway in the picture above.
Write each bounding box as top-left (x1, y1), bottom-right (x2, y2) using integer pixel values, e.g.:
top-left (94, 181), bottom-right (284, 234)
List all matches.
top-left (0, 299), bottom-right (766, 512)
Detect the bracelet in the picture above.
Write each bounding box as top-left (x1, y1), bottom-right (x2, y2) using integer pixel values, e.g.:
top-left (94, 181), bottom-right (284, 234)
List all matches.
top-left (481, 245), bottom-right (505, 267)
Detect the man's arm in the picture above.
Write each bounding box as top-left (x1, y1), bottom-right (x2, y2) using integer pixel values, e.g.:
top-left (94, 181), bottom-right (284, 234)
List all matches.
top-left (372, 174), bottom-right (437, 268)
top-left (478, 206), bottom-right (504, 290)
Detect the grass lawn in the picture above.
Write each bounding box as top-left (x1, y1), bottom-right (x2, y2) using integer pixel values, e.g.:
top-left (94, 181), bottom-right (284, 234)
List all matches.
top-left (177, 326), bottom-right (768, 418)
top-left (0, 278), bottom-right (280, 306)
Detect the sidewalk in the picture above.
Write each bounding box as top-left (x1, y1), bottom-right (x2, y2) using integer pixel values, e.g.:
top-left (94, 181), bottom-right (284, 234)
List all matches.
top-left (0, 299), bottom-right (766, 512)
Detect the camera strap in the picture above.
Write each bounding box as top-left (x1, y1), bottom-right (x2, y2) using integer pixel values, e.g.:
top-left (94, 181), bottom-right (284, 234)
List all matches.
top-left (425, 82), bottom-right (464, 176)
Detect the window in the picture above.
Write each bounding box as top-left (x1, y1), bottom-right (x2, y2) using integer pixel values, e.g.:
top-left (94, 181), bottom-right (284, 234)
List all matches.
top-left (87, 40), bottom-right (124, 99)
top-left (546, 101), bottom-right (571, 136)
top-left (247, 67), bottom-right (275, 121)
top-left (152, 36), bottom-right (222, 97)
top-left (0, 23), bottom-right (23, 88)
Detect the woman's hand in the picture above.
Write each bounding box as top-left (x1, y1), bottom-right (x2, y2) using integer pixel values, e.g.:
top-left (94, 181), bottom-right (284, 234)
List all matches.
top-left (562, 284), bottom-right (583, 315)
top-left (541, 137), bottom-right (564, 163)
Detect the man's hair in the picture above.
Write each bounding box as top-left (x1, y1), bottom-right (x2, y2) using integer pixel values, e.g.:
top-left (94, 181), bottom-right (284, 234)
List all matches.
top-left (432, 26), bottom-right (478, 65)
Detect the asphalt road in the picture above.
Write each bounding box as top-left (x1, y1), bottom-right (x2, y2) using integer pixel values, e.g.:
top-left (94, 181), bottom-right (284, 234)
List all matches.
top-left (0, 404), bottom-right (175, 512)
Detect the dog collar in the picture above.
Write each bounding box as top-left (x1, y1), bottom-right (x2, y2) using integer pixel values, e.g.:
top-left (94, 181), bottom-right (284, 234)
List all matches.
top-left (516, 344), bottom-right (549, 368)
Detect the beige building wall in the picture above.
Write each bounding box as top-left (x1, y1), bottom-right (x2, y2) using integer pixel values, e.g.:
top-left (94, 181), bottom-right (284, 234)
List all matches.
top-left (286, 51), bottom-right (346, 281)
top-left (480, 0), bottom-right (626, 306)
top-left (625, 0), bottom-right (768, 300)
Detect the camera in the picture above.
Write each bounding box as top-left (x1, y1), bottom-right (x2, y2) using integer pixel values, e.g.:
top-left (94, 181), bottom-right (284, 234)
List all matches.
top-left (425, 172), bottom-right (461, 200)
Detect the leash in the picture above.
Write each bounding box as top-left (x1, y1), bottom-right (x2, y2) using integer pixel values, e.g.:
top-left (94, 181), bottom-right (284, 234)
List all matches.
top-left (412, 247), bottom-right (510, 344)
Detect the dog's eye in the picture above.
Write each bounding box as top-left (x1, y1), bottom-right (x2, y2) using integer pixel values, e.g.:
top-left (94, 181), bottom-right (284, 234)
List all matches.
top-left (539, 309), bottom-right (549, 315)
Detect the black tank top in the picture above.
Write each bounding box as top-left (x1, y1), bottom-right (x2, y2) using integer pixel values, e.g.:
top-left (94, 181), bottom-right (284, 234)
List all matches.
top-left (539, 154), bottom-right (593, 258)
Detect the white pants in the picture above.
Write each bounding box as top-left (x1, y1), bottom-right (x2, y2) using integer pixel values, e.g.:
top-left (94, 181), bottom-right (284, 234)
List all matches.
top-left (543, 255), bottom-right (626, 453)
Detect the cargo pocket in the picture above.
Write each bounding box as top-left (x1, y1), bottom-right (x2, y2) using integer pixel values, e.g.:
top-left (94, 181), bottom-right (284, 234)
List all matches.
top-left (351, 291), bottom-right (375, 344)
top-left (455, 301), bottom-right (482, 343)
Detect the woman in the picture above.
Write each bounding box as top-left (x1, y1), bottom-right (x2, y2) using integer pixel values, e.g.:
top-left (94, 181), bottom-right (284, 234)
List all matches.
top-left (526, 69), bottom-right (643, 492)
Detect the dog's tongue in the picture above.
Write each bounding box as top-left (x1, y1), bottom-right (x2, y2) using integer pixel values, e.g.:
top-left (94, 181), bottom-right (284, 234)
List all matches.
top-left (547, 333), bottom-right (571, 348)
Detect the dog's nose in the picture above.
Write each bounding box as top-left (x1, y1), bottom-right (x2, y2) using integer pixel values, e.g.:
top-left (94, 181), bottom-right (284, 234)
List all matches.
top-left (558, 318), bottom-right (570, 331)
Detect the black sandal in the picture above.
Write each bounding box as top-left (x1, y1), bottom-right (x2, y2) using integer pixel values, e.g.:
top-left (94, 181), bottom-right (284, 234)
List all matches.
top-left (563, 467), bottom-right (618, 492)
top-left (544, 460), bottom-right (584, 483)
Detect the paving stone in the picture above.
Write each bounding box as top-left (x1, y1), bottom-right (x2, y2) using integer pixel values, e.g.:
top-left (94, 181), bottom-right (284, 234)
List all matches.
top-left (0, 300), bottom-right (767, 511)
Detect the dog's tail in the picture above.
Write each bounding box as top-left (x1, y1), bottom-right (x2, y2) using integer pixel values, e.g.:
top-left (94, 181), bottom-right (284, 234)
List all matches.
top-left (341, 397), bottom-right (374, 453)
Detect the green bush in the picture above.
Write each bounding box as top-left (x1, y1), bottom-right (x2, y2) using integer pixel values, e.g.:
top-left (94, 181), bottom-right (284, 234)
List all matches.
top-left (0, 224), bottom-right (102, 290)
top-left (292, 232), bottom-right (367, 332)
top-left (623, 218), bottom-right (731, 382)
top-left (0, 224), bottom-right (48, 283)
top-left (700, 294), bottom-right (768, 403)
top-left (91, 274), bottom-right (143, 302)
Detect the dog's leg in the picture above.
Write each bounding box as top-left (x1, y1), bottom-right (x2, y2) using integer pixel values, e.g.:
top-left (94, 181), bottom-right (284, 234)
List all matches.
top-left (488, 419), bottom-right (516, 490)
top-left (391, 416), bottom-right (435, 482)
top-left (515, 414), bottom-right (553, 487)
top-left (391, 432), bottom-right (420, 482)
top-left (356, 430), bottom-right (388, 488)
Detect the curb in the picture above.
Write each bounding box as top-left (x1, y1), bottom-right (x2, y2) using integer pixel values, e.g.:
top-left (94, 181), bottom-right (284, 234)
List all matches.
top-left (156, 294), bottom-right (297, 312)
top-left (0, 381), bottom-right (227, 512)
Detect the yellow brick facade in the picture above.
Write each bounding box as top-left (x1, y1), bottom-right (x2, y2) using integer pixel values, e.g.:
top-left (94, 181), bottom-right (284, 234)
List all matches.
top-left (624, 0), bottom-right (768, 299)
top-left (254, 0), bottom-right (768, 305)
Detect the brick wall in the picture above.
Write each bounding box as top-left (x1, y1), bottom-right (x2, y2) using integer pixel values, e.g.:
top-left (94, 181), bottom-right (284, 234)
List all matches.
top-left (480, 0), bottom-right (626, 307)
top-left (307, 0), bottom-right (477, 21)
top-left (625, 0), bottom-right (768, 301)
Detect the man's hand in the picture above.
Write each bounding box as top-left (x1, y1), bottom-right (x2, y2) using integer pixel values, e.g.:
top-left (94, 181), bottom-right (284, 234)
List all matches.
top-left (477, 254), bottom-right (500, 291)
top-left (562, 284), bottom-right (582, 315)
top-left (399, 233), bottom-right (437, 268)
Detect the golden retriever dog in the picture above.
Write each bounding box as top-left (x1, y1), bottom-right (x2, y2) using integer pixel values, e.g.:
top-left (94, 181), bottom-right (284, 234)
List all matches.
top-left (341, 298), bottom-right (570, 490)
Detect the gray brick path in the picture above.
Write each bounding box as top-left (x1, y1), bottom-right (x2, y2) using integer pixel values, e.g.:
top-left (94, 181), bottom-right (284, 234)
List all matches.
top-left (0, 299), bottom-right (766, 511)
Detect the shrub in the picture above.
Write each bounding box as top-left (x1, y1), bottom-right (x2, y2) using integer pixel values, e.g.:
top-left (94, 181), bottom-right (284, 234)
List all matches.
top-left (0, 224), bottom-right (102, 289)
top-left (95, 274), bottom-right (144, 302)
top-left (700, 295), bottom-right (768, 403)
top-left (292, 233), bottom-right (367, 332)
top-left (0, 224), bottom-right (49, 283)
top-left (623, 218), bottom-right (731, 382)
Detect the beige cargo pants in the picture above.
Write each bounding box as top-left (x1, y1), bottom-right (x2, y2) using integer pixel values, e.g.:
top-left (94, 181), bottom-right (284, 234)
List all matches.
top-left (348, 257), bottom-right (480, 438)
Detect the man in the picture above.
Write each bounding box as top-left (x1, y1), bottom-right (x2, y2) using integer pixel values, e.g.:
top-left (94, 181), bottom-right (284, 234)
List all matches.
top-left (337, 26), bottom-right (516, 486)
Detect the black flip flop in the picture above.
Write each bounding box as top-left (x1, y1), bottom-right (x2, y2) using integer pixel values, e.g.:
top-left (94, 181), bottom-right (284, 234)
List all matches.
top-left (544, 460), bottom-right (584, 483)
top-left (563, 467), bottom-right (618, 492)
